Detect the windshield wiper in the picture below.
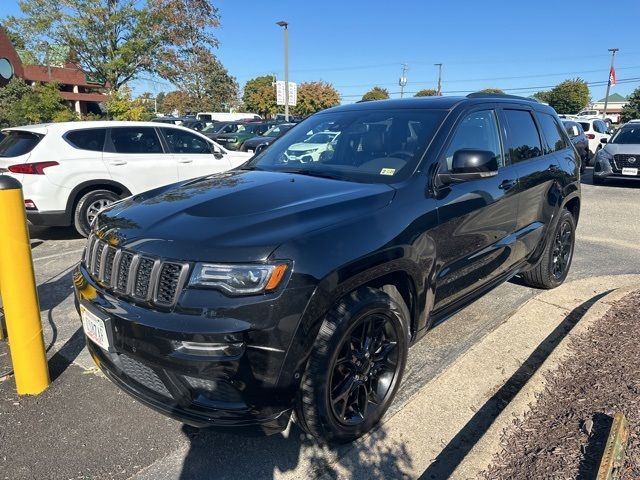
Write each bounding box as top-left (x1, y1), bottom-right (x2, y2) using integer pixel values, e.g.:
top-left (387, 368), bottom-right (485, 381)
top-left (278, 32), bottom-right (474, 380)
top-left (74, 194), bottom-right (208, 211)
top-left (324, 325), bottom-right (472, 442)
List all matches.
top-left (279, 168), bottom-right (344, 180)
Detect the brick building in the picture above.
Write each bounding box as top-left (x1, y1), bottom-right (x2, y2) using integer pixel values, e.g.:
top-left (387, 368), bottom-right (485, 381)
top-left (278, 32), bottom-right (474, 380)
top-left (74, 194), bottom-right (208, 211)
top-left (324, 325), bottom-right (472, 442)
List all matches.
top-left (0, 28), bottom-right (108, 114)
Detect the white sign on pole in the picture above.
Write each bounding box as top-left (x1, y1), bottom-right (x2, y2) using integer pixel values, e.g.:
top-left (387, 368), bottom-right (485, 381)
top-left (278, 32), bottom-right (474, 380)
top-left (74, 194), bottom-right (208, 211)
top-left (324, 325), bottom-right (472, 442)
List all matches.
top-left (276, 81), bottom-right (297, 106)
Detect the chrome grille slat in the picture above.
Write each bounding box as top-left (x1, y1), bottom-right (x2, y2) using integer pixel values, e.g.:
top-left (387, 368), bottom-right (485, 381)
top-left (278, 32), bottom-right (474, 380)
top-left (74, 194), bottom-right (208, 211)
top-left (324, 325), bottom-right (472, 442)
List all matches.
top-left (83, 234), bottom-right (188, 308)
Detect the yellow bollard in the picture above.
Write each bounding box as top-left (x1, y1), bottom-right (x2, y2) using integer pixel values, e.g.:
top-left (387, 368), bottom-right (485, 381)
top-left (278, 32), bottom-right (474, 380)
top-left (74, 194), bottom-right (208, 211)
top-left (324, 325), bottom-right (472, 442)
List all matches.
top-left (0, 176), bottom-right (49, 394)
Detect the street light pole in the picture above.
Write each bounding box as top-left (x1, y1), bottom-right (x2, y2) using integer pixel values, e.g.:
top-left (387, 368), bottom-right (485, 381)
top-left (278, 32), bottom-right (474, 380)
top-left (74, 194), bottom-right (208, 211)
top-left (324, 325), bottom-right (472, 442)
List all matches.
top-left (602, 48), bottom-right (619, 121)
top-left (435, 63), bottom-right (443, 96)
top-left (399, 63), bottom-right (408, 98)
top-left (276, 21), bottom-right (289, 121)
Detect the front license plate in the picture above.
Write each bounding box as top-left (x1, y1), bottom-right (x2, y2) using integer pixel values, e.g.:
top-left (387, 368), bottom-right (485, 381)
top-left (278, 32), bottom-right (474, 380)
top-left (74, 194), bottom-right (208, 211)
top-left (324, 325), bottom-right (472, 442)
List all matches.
top-left (622, 167), bottom-right (638, 176)
top-left (80, 304), bottom-right (110, 350)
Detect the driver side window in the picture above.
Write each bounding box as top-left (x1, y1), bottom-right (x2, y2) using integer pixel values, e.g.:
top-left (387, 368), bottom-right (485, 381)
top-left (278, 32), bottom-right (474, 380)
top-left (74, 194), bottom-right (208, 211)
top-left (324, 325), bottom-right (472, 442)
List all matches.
top-left (444, 110), bottom-right (503, 171)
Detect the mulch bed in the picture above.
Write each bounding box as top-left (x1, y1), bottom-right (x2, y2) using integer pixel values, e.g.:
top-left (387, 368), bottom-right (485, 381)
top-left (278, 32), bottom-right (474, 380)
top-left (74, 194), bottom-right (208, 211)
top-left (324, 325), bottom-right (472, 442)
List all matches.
top-left (484, 290), bottom-right (640, 479)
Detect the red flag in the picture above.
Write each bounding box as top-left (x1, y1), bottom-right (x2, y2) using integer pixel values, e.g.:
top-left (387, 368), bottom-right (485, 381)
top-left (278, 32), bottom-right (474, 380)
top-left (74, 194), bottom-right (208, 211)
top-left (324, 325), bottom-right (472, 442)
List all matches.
top-left (609, 67), bottom-right (617, 85)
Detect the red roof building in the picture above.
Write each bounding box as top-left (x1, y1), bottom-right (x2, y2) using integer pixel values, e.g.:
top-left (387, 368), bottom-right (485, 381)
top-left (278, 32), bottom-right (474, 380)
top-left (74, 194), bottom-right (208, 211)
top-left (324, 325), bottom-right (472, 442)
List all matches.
top-left (0, 28), bottom-right (108, 114)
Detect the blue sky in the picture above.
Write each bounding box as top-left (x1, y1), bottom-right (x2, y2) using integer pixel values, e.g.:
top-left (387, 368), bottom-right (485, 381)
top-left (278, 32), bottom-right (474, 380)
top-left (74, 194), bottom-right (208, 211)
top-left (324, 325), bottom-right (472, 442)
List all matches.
top-left (4, 0), bottom-right (640, 103)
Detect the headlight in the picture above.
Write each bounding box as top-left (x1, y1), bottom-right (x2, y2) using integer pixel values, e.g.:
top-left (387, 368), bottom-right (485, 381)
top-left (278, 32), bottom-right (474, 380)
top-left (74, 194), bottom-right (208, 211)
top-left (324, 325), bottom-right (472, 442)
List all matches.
top-left (189, 263), bottom-right (289, 295)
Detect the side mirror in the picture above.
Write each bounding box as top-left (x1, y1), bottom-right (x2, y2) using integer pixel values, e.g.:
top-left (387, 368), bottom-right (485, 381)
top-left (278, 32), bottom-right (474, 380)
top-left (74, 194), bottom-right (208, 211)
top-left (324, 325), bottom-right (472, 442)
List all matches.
top-left (438, 149), bottom-right (499, 184)
top-left (600, 137), bottom-right (608, 144)
top-left (211, 144), bottom-right (225, 159)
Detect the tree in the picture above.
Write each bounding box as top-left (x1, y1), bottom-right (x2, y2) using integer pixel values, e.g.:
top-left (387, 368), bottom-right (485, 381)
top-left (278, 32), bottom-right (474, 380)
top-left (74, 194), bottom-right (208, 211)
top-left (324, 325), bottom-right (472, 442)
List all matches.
top-left (105, 86), bottom-right (153, 120)
top-left (156, 91), bottom-right (166, 112)
top-left (243, 75), bottom-right (277, 117)
top-left (293, 81), bottom-right (340, 117)
top-left (532, 90), bottom-right (552, 103)
top-left (478, 88), bottom-right (505, 94)
top-left (414, 89), bottom-right (437, 97)
top-left (161, 90), bottom-right (194, 115)
top-left (620, 88), bottom-right (640, 123)
top-left (0, 78), bottom-right (75, 127)
top-left (8, 0), bottom-right (221, 92)
top-left (362, 87), bottom-right (389, 101)
top-left (543, 79), bottom-right (590, 114)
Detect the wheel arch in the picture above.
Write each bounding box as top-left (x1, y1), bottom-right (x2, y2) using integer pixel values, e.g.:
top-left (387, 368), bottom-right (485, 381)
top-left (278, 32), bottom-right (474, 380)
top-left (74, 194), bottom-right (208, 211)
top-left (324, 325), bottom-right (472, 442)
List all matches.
top-left (66, 179), bottom-right (132, 220)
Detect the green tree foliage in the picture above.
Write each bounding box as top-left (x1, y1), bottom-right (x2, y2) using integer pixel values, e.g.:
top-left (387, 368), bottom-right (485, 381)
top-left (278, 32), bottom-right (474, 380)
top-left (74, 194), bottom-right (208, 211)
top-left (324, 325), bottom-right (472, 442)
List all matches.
top-left (242, 76), bottom-right (277, 117)
top-left (362, 87), bottom-right (390, 101)
top-left (105, 86), bottom-right (153, 120)
top-left (0, 78), bottom-right (75, 127)
top-left (620, 88), bottom-right (640, 123)
top-left (478, 88), bottom-right (505, 94)
top-left (543, 79), bottom-right (590, 114)
top-left (8, 0), bottom-right (221, 92)
top-left (532, 91), bottom-right (552, 103)
top-left (293, 81), bottom-right (340, 117)
top-left (414, 89), bottom-right (438, 97)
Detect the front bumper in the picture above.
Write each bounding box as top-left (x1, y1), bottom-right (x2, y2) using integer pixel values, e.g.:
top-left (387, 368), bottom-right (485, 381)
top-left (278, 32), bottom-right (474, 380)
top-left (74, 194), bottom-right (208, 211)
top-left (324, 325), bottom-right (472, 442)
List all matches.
top-left (72, 263), bottom-right (313, 433)
top-left (594, 154), bottom-right (640, 180)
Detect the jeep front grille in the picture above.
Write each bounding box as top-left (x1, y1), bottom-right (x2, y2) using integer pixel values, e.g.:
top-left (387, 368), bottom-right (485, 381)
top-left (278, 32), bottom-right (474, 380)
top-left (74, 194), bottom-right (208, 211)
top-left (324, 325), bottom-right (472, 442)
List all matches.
top-left (84, 234), bottom-right (190, 307)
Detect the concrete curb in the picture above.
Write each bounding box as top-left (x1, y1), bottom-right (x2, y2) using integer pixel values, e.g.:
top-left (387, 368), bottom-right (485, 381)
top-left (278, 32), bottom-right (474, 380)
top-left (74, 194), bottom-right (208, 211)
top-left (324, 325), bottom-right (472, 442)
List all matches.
top-left (451, 285), bottom-right (639, 479)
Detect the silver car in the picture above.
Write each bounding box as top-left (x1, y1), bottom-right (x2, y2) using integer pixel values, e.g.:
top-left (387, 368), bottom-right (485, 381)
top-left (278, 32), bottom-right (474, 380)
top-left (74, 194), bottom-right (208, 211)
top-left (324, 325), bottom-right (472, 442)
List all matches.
top-left (593, 122), bottom-right (640, 185)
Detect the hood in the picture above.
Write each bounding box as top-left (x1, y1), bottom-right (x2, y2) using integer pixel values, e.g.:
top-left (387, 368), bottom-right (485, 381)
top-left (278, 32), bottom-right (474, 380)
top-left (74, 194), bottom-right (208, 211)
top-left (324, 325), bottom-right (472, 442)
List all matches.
top-left (603, 143), bottom-right (640, 155)
top-left (96, 170), bottom-right (395, 262)
top-left (288, 143), bottom-right (322, 152)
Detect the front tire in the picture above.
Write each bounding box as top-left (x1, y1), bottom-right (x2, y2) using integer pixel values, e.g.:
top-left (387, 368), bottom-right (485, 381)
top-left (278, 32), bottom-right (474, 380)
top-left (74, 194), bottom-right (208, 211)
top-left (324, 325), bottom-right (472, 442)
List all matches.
top-left (73, 189), bottom-right (119, 237)
top-left (520, 209), bottom-right (576, 289)
top-left (295, 287), bottom-right (409, 442)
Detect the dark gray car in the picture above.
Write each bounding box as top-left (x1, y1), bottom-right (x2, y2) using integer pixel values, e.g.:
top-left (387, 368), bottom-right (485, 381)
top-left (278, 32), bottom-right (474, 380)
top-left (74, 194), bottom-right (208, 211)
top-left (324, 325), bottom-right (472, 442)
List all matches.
top-left (562, 120), bottom-right (589, 173)
top-left (593, 122), bottom-right (640, 185)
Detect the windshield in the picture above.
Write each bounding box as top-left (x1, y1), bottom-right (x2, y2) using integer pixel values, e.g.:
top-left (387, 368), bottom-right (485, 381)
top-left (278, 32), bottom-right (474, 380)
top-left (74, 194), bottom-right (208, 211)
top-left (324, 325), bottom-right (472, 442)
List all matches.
top-left (264, 125), bottom-right (292, 137)
top-left (245, 108), bottom-right (447, 183)
top-left (610, 126), bottom-right (640, 144)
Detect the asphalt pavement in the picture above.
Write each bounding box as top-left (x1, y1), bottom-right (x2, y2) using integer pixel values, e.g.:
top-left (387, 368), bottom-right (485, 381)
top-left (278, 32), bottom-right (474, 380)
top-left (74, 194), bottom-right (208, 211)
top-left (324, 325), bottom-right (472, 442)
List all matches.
top-left (0, 168), bottom-right (639, 479)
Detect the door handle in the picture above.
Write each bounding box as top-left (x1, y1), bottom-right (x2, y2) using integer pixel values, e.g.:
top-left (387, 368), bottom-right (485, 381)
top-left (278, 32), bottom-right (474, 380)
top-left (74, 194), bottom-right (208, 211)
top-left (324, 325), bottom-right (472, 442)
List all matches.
top-left (548, 164), bottom-right (560, 172)
top-left (499, 179), bottom-right (517, 191)
top-left (109, 160), bottom-right (127, 166)
top-left (177, 159), bottom-right (193, 164)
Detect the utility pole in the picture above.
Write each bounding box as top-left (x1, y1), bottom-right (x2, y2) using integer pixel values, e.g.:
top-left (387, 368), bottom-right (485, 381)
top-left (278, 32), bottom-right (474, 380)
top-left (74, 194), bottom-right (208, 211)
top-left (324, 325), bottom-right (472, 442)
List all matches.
top-left (399, 64), bottom-right (408, 98)
top-left (435, 63), bottom-right (443, 96)
top-left (602, 48), bottom-right (619, 120)
top-left (276, 21), bottom-right (289, 121)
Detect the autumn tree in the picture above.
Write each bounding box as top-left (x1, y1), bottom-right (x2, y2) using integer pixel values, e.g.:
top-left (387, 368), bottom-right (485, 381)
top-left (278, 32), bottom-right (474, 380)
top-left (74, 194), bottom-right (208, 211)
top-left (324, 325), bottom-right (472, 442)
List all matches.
top-left (161, 91), bottom-right (194, 115)
top-left (243, 75), bottom-right (277, 117)
top-left (414, 89), bottom-right (438, 97)
top-left (362, 87), bottom-right (389, 101)
top-left (8, 0), bottom-right (221, 92)
top-left (542, 79), bottom-right (590, 114)
top-left (478, 88), bottom-right (505, 94)
top-left (292, 81), bottom-right (340, 117)
top-left (105, 86), bottom-right (153, 120)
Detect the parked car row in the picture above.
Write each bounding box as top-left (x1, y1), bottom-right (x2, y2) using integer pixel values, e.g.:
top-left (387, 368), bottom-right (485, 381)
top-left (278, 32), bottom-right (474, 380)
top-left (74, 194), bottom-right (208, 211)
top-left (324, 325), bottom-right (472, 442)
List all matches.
top-left (0, 121), bottom-right (252, 236)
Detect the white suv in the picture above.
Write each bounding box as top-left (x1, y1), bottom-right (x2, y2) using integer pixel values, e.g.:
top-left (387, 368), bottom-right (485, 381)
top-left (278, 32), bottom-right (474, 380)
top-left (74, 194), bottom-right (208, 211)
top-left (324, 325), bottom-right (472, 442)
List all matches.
top-left (576, 118), bottom-right (611, 160)
top-left (0, 121), bottom-right (252, 236)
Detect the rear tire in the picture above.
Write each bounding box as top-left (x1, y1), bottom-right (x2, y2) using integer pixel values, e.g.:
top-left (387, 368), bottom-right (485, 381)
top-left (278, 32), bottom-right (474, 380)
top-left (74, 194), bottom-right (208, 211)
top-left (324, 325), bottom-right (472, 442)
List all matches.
top-left (295, 287), bottom-right (409, 443)
top-left (520, 209), bottom-right (576, 290)
top-left (73, 189), bottom-right (119, 237)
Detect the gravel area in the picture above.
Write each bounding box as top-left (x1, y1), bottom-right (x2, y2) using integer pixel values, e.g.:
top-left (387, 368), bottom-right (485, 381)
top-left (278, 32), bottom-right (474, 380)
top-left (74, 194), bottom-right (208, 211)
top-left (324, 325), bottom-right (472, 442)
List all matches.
top-left (484, 290), bottom-right (640, 480)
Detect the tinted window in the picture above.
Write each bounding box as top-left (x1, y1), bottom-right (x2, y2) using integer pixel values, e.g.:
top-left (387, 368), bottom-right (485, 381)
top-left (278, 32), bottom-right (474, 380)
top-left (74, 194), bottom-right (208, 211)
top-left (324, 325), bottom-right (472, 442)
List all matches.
top-left (445, 110), bottom-right (503, 169)
top-left (109, 127), bottom-right (163, 154)
top-left (562, 121), bottom-right (578, 138)
top-left (538, 113), bottom-right (567, 153)
top-left (503, 110), bottom-right (543, 162)
top-left (610, 126), bottom-right (640, 144)
top-left (0, 131), bottom-right (42, 157)
top-left (578, 122), bottom-right (591, 132)
top-left (162, 128), bottom-right (211, 154)
top-left (248, 109), bottom-right (446, 183)
top-left (66, 128), bottom-right (106, 152)
top-left (594, 120), bottom-right (608, 133)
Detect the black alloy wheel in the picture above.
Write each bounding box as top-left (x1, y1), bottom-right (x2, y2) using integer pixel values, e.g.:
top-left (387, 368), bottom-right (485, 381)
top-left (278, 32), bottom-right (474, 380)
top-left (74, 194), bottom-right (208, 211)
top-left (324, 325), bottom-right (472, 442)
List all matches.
top-left (551, 218), bottom-right (573, 280)
top-left (329, 313), bottom-right (400, 426)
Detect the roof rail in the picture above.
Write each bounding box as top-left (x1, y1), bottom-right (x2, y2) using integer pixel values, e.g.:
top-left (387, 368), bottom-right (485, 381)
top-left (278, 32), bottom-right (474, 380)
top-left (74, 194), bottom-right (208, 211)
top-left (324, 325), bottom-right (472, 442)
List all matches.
top-left (466, 92), bottom-right (539, 102)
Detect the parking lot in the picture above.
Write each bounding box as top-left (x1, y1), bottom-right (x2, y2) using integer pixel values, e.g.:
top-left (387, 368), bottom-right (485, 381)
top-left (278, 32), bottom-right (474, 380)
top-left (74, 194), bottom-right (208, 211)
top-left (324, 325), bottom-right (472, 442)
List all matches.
top-left (0, 168), bottom-right (637, 479)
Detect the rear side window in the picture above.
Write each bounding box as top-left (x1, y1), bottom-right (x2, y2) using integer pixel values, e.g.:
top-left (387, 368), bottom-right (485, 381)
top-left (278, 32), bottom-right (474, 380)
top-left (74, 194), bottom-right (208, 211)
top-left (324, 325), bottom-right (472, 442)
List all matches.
top-left (0, 131), bottom-right (43, 157)
top-left (538, 113), bottom-right (567, 153)
top-left (593, 120), bottom-right (608, 133)
top-left (108, 127), bottom-right (163, 154)
top-left (65, 128), bottom-right (106, 152)
top-left (162, 128), bottom-right (211, 154)
top-left (503, 110), bottom-right (543, 163)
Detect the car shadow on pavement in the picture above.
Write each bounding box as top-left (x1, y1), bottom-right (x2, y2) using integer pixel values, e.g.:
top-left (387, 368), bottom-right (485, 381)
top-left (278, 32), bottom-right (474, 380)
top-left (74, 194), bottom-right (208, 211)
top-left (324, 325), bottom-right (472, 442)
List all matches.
top-left (177, 421), bottom-right (413, 480)
top-left (28, 225), bottom-right (82, 241)
top-left (417, 290), bottom-right (612, 480)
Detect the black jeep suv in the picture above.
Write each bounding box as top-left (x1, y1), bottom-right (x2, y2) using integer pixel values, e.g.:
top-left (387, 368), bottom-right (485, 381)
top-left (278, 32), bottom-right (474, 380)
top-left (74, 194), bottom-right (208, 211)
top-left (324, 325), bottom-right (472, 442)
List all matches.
top-left (74, 94), bottom-right (580, 442)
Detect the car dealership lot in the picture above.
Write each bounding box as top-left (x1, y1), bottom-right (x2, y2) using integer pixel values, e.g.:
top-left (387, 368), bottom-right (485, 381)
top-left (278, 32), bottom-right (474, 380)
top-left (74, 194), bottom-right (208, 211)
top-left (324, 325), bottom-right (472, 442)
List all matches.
top-left (1, 169), bottom-right (640, 479)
